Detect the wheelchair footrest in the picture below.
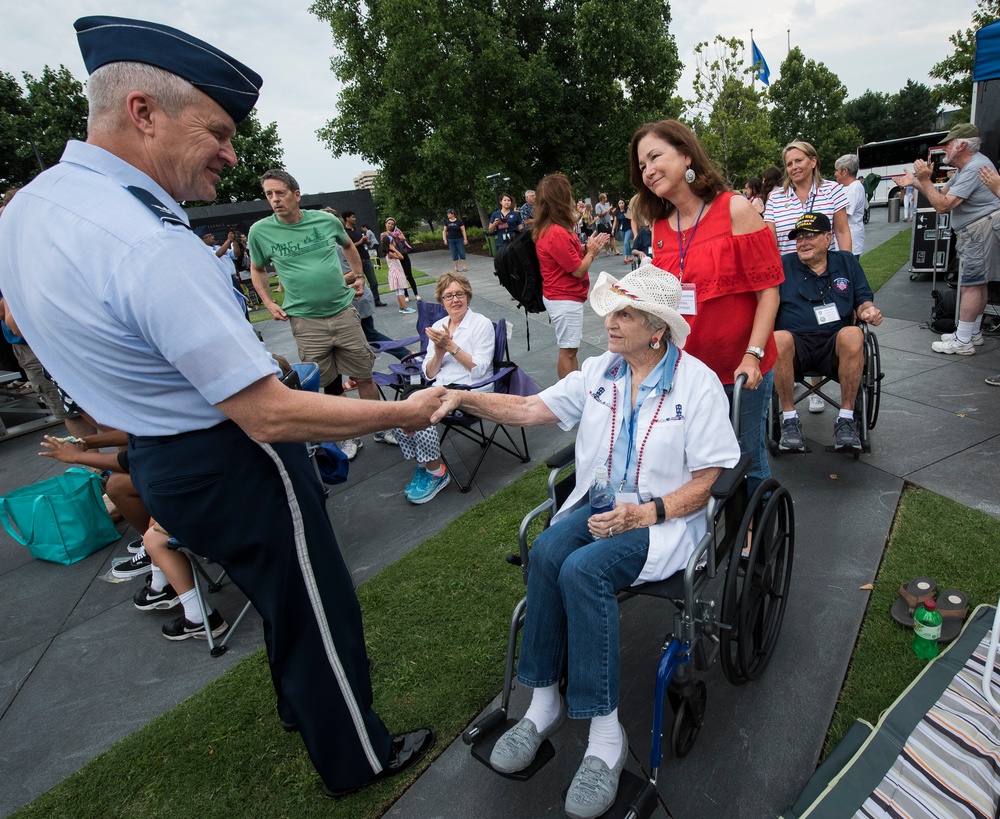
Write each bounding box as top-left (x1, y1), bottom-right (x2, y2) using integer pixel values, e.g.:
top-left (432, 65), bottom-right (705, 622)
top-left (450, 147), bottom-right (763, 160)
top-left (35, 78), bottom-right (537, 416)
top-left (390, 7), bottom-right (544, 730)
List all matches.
top-left (469, 716), bottom-right (557, 781)
top-left (561, 770), bottom-right (653, 819)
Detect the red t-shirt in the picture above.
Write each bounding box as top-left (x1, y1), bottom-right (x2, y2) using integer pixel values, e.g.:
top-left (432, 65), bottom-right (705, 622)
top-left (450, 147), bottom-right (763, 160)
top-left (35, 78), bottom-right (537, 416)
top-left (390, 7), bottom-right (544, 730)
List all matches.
top-left (536, 224), bottom-right (589, 303)
top-left (651, 192), bottom-right (783, 385)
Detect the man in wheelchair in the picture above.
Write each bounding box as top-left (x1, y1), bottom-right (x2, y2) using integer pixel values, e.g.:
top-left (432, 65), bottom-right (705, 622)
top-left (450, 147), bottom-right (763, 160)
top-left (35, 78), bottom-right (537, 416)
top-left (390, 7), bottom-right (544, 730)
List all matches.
top-left (774, 212), bottom-right (882, 452)
top-left (432, 267), bottom-right (741, 818)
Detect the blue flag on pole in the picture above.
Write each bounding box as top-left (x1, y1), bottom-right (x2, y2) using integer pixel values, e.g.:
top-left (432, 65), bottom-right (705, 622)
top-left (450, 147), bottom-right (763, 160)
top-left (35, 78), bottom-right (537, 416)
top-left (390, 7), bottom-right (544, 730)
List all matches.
top-left (751, 38), bottom-right (770, 85)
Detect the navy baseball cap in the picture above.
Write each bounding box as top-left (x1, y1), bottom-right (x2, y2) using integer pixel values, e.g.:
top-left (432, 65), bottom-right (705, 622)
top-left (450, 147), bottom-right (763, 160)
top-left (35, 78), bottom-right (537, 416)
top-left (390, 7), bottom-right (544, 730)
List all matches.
top-left (74, 16), bottom-right (262, 123)
top-left (788, 211), bottom-right (832, 240)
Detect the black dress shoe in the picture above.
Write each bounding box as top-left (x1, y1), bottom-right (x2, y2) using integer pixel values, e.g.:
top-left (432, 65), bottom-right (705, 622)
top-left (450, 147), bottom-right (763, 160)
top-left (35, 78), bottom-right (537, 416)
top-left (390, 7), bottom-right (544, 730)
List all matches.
top-left (323, 728), bottom-right (436, 797)
top-left (280, 718), bottom-right (299, 733)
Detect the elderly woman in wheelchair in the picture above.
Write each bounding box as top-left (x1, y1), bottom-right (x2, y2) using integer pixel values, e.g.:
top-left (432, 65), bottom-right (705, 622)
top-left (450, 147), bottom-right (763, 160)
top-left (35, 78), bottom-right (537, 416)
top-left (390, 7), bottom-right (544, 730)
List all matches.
top-left (433, 266), bottom-right (741, 818)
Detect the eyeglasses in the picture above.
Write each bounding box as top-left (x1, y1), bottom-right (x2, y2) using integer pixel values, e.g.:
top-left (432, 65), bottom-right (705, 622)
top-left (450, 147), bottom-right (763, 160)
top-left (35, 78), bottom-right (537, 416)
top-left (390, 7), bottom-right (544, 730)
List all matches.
top-left (442, 292), bottom-right (468, 302)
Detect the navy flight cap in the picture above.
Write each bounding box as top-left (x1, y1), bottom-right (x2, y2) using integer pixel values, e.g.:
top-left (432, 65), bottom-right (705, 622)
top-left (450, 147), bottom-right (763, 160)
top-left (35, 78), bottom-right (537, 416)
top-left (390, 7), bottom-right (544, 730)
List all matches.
top-left (74, 16), bottom-right (262, 123)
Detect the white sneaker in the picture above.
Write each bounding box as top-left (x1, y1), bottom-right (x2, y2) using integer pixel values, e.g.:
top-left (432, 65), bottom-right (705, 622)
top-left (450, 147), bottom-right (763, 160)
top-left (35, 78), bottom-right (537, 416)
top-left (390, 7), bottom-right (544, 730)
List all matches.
top-left (373, 429), bottom-right (399, 446)
top-left (939, 331), bottom-right (983, 346)
top-left (808, 395), bottom-right (825, 413)
top-left (337, 438), bottom-right (362, 460)
top-left (931, 337), bottom-right (976, 355)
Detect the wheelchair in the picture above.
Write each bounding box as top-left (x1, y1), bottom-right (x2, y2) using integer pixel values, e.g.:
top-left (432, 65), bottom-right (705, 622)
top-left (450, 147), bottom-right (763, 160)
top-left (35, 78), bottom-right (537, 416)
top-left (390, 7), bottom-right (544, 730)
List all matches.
top-left (462, 376), bottom-right (795, 818)
top-left (767, 322), bottom-right (882, 459)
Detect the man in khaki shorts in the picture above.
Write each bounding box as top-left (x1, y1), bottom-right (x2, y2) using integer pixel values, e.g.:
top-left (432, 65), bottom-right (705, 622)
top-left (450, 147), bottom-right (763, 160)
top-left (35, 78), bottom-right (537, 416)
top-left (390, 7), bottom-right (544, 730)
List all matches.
top-left (249, 169), bottom-right (377, 458)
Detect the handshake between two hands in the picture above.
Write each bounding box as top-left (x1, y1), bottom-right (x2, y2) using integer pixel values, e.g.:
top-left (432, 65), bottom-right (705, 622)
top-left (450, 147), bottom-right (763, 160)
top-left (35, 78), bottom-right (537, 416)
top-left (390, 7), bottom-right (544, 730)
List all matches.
top-left (400, 386), bottom-right (459, 431)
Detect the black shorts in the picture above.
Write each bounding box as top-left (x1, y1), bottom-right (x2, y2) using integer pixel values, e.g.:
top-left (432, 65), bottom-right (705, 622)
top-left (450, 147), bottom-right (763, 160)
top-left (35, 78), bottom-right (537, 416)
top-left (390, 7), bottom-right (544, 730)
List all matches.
top-left (596, 223), bottom-right (612, 235)
top-left (792, 332), bottom-right (840, 381)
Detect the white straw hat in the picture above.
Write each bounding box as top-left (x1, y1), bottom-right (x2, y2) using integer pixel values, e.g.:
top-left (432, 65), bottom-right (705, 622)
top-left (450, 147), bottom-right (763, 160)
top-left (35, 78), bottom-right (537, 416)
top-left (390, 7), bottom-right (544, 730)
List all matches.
top-left (589, 264), bottom-right (690, 349)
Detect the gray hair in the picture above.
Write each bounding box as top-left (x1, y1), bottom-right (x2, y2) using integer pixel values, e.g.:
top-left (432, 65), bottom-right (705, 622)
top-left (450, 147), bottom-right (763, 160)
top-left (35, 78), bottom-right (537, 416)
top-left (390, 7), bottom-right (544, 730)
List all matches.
top-left (261, 169), bottom-right (300, 193)
top-left (961, 137), bottom-right (981, 153)
top-left (524, 189), bottom-right (535, 198)
top-left (834, 154), bottom-right (860, 176)
top-left (637, 311), bottom-right (667, 333)
top-left (87, 62), bottom-right (201, 134)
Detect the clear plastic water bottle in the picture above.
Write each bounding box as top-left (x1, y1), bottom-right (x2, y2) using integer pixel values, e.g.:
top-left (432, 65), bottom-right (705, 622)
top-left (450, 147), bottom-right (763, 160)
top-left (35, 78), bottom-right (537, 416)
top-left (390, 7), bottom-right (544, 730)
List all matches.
top-left (912, 599), bottom-right (942, 659)
top-left (589, 467), bottom-right (616, 516)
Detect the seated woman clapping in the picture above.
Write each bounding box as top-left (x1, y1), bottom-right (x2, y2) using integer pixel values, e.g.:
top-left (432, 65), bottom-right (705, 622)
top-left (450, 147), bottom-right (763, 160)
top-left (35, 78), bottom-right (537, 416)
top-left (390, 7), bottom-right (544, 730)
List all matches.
top-left (430, 265), bottom-right (741, 819)
top-left (393, 273), bottom-right (495, 504)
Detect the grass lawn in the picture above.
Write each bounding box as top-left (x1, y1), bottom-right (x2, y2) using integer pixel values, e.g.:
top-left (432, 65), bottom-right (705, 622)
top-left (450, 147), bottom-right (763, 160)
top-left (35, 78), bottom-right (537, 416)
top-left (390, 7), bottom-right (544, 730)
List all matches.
top-left (249, 267), bottom-right (436, 324)
top-left (12, 463), bottom-right (550, 819)
top-left (858, 228), bottom-right (911, 293)
top-left (824, 488), bottom-right (1000, 753)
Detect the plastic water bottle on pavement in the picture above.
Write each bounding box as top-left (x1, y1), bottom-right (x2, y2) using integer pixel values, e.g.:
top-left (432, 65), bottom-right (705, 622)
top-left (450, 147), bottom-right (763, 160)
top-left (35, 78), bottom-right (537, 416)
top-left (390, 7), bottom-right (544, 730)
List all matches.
top-left (589, 467), bottom-right (616, 516)
top-left (912, 599), bottom-right (942, 659)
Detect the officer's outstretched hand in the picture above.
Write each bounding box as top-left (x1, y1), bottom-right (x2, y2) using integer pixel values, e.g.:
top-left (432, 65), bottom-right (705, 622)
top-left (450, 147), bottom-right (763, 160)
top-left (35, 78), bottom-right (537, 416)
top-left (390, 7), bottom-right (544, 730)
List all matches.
top-left (402, 386), bottom-right (449, 433)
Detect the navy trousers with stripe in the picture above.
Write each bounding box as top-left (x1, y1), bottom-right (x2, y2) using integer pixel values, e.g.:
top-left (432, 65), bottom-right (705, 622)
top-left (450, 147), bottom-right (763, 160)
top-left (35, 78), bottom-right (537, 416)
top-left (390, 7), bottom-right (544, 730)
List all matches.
top-left (128, 421), bottom-right (391, 789)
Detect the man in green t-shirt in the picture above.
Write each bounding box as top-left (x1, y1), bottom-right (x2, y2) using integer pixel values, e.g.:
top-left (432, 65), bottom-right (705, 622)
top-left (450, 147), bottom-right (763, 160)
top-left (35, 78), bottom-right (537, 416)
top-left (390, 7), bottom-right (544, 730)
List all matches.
top-left (249, 169), bottom-right (380, 458)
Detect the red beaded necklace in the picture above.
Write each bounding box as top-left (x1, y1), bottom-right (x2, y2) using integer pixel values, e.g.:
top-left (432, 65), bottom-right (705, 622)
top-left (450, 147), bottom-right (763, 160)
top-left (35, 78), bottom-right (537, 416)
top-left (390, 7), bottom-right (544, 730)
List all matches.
top-left (605, 354), bottom-right (680, 490)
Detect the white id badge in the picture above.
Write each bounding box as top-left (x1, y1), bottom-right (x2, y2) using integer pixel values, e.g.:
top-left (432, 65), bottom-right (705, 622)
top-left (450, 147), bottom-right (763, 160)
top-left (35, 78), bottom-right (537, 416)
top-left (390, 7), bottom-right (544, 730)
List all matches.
top-left (678, 283), bottom-right (697, 316)
top-left (615, 492), bottom-right (640, 506)
top-left (814, 303), bottom-right (839, 325)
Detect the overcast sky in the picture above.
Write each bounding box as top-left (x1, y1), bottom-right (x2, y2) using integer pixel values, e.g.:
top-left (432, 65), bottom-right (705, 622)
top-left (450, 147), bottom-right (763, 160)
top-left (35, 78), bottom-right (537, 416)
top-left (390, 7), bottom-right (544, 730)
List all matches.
top-left (1, 0), bottom-right (981, 194)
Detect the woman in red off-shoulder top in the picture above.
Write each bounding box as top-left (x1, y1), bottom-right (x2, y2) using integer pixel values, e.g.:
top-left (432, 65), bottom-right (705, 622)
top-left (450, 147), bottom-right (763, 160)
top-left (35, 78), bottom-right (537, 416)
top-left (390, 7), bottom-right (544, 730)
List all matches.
top-left (629, 119), bottom-right (783, 492)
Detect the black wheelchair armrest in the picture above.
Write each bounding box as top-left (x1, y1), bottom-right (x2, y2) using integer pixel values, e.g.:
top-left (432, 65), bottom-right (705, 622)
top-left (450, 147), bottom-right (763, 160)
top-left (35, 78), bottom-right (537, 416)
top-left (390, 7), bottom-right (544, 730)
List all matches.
top-left (546, 444), bottom-right (575, 470)
top-left (710, 454), bottom-right (751, 501)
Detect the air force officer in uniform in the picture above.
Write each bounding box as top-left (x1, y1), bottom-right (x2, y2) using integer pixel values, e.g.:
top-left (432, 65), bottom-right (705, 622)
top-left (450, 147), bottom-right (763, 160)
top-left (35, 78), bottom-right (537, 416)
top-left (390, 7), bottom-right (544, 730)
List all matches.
top-left (0, 16), bottom-right (438, 798)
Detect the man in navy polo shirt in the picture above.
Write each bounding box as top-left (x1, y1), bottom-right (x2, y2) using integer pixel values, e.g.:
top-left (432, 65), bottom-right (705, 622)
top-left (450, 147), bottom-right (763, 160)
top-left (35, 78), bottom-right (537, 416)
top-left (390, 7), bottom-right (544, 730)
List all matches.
top-left (773, 212), bottom-right (883, 453)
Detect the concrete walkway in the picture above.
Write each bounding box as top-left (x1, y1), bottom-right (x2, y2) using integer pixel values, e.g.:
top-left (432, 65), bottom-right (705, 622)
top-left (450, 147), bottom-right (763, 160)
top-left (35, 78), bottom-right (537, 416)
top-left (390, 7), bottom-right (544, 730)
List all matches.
top-left (3, 217), bottom-right (998, 817)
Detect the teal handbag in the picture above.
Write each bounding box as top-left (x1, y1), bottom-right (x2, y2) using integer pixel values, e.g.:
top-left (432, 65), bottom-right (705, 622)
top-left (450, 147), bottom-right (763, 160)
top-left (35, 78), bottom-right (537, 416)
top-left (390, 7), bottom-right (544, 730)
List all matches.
top-left (0, 468), bottom-right (121, 565)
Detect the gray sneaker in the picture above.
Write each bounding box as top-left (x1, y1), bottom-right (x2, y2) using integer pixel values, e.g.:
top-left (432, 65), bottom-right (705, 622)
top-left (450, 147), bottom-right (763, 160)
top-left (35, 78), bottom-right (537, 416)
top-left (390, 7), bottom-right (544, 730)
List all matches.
top-left (833, 417), bottom-right (861, 451)
top-left (564, 726), bottom-right (628, 819)
top-left (373, 429), bottom-right (399, 446)
top-left (489, 702), bottom-right (567, 774)
top-left (778, 417), bottom-right (805, 452)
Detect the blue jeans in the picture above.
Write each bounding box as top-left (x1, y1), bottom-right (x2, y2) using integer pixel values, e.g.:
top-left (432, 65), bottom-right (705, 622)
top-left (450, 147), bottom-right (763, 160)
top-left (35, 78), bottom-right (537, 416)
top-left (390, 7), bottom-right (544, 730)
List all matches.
top-left (622, 229), bottom-right (633, 257)
top-left (447, 237), bottom-right (466, 261)
top-left (517, 505), bottom-right (649, 719)
top-left (724, 369), bottom-right (773, 496)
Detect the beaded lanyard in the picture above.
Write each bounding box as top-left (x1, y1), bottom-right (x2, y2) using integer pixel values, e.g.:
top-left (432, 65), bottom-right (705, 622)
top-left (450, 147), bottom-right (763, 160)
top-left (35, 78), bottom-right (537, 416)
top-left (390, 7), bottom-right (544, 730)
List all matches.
top-left (605, 354), bottom-right (681, 491)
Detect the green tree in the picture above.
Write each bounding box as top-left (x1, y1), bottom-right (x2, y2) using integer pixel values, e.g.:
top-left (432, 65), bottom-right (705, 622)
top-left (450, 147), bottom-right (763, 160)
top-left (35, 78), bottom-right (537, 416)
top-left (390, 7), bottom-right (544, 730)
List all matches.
top-left (929, 0), bottom-right (1000, 119)
top-left (0, 71), bottom-right (32, 190)
top-left (21, 65), bottom-right (89, 173)
top-left (688, 35), bottom-right (779, 186)
top-left (311, 0), bottom-right (681, 226)
top-left (190, 110), bottom-right (284, 205)
top-left (844, 90), bottom-right (894, 143)
top-left (768, 47), bottom-right (862, 165)
top-left (889, 80), bottom-right (939, 138)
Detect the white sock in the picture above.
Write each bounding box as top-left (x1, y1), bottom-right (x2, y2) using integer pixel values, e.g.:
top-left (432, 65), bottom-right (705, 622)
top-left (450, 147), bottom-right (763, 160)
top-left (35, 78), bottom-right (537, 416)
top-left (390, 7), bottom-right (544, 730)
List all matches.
top-left (149, 566), bottom-right (167, 593)
top-left (973, 314), bottom-right (984, 335)
top-left (523, 683), bottom-right (561, 732)
top-left (179, 589), bottom-right (204, 624)
top-left (585, 709), bottom-right (623, 768)
top-left (956, 320), bottom-right (976, 344)
top-left (838, 409), bottom-right (854, 421)
top-left (782, 410), bottom-right (799, 422)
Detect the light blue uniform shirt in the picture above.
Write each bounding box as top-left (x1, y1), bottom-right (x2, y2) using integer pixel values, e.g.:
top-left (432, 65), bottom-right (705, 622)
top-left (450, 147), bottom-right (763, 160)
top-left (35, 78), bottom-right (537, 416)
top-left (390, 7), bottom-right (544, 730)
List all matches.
top-left (0, 141), bottom-right (279, 435)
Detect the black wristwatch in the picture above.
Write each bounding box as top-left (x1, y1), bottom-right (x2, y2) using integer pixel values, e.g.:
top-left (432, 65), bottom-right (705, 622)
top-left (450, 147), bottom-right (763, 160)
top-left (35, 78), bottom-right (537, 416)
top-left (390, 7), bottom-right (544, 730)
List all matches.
top-left (651, 497), bottom-right (666, 524)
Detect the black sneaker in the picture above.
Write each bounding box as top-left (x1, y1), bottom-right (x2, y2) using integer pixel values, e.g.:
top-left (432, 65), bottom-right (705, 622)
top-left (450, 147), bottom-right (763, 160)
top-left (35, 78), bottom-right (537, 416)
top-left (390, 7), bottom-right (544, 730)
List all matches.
top-left (133, 578), bottom-right (180, 610)
top-left (833, 417), bottom-right (862, 451)
top-left (111, 547), bottom-right (153, 579)
top-left (161, 609), bottom-right (228, 641)
top-left (126, 539), bottom-right (144, 554)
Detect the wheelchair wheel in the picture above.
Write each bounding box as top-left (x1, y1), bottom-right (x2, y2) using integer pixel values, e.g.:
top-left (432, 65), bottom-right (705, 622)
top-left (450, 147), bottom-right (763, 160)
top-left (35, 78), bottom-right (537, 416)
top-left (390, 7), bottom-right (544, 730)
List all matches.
top-left (767, 388), bottom-right (782, 455)
top-left (720, 479), bottom-right (795, 685)
top-left (670, 680), bottom-right (707, 759)
top-left (863, 330), bottom-right (881, 431)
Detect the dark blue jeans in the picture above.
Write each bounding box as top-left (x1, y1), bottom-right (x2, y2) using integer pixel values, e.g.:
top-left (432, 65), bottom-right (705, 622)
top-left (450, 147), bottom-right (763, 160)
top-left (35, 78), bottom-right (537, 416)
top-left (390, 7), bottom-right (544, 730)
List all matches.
top-left (724, 369), bottom-right (773, 496)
